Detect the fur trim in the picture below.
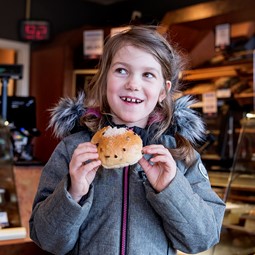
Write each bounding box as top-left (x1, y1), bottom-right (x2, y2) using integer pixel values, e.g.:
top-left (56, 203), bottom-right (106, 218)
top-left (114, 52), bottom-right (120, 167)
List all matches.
top-left (48, 93), bottom-right (86, 139)
top-left (48, 92), bottom-right (205, 143)
top-left (172, 95), bottom-right (205, 144)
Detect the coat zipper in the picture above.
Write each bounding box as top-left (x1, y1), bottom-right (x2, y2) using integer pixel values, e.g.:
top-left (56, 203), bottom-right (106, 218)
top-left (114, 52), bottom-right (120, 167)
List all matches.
top-left (121, 166), bottom-right (129, 255)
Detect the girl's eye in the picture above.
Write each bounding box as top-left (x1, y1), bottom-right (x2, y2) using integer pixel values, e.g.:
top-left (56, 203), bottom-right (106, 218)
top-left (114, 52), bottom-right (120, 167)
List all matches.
top-left (115, 68), bottom-right (127, 75)
top-left (144, 72), bottom-right (155, 79)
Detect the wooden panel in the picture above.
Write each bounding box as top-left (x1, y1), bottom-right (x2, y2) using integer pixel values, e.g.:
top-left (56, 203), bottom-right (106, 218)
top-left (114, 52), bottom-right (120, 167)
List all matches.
top-left (159, 0), bottom-right (255, 34)
top-left (29, 25), bottom-right (100, 163)
top-left (169, 24), bottom-right (210, 52)
top-left (30, 46), bottom-right (65, 163)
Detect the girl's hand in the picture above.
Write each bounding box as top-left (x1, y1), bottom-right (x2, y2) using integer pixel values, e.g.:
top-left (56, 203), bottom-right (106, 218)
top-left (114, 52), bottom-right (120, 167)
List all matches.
top-left (138, 144), bottom-right (176, 193)
top-left (68, 142), bottom-right (101, 202)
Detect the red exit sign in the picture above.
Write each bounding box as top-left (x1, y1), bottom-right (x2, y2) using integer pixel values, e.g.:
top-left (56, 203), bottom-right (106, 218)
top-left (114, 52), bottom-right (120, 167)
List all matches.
top-left (19, 20), bottom-right (50, 41)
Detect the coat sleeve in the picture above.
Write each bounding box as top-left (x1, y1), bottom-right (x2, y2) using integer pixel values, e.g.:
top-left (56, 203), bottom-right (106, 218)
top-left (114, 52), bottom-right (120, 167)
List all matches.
top-left (29, 140), bottom-right (94, 255)
top-left (145, 154), bottom-right (226, 254)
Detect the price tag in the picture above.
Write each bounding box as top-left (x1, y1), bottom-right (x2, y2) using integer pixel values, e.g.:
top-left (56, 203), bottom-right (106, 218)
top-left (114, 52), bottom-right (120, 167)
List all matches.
top-left (217, 88), bottom-right (231, 98)
top-left (202, 92), bottom-right (217, 114)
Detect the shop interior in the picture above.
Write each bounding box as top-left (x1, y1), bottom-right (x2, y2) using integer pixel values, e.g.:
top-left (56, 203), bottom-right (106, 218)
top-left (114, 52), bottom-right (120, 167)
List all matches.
top-left (0, 0), bottom-right (255, 254)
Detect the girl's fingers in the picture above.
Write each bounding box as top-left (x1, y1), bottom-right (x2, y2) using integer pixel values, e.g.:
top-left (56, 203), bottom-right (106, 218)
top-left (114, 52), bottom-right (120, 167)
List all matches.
top-left (142, 145), bottom-right (172, 159)
top-left (81, 159), bottom-right (101, 172)
top-left (143, 144), bottom-right (168, 152)
top-left (138, 156), bottom-right (151, 169)
top-left (77, 152), bottom-right (100, 165)
top-left (73, 143), bottom-right (98, 158)
top-left (71, 142), bottom-right (100, 168)
top-left (149, 155), bottom-right (170, 164)
top-left (68, 143), bottom-right (101, 200)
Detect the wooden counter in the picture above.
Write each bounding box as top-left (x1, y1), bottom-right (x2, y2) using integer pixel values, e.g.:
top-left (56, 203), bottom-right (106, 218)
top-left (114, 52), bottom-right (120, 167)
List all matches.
top-left (0, 165), bottom-right (50, 255)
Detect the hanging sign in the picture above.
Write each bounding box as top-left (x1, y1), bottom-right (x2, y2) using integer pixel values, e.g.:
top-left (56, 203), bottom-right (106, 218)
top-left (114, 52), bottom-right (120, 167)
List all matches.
top-left (215, 23), bottom-right (230, 51)
top-left (83, 30), bottom-right (104, 59)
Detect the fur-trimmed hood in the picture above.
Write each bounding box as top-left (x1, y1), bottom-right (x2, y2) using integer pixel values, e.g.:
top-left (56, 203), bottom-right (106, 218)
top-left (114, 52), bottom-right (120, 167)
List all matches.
top-left (48, 92), bottom-right (205, 144)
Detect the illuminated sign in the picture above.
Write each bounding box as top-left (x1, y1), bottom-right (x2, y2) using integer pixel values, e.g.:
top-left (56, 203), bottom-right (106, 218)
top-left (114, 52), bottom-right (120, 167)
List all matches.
top-left (19, 20), bottom-right (50, 41)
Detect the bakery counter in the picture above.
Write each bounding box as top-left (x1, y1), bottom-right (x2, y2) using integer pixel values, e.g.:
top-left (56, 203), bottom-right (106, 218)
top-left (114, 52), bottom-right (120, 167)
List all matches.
top-left (0, 165), bottom-right (50, 255)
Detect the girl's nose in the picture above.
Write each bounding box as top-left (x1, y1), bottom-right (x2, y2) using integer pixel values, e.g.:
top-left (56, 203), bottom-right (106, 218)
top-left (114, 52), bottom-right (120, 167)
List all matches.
top-left (125, 75), bottom-right (140, 91)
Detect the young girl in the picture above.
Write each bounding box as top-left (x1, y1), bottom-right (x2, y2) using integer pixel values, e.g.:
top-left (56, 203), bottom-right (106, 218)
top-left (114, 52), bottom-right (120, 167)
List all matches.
top-left (29, 26), bottom-right (225, 255)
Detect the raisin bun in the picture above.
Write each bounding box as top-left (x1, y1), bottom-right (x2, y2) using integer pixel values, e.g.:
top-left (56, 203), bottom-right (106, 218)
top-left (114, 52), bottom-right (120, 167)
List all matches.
top-left (91, 126), bottom-right (143, 169)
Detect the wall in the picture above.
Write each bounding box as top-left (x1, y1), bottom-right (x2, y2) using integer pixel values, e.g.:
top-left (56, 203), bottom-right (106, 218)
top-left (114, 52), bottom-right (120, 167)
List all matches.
top-left (0, 0), bottom-right (211, 41)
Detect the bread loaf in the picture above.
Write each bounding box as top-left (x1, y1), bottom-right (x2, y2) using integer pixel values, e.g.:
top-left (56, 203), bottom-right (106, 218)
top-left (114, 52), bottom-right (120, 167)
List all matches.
top-left (91, 126), bottom-right (143, 169)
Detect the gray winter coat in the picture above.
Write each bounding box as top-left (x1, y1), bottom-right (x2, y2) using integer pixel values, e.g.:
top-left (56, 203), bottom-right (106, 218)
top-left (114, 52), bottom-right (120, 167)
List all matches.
top-left (29, 95), bottom-right (225, 255)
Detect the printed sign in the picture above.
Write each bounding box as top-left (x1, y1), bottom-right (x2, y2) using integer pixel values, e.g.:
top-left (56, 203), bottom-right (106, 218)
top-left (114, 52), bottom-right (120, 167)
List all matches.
top-left (215, 23), bottom-right (230, 50)
top-left (83, 30), bottom-right (104, 58)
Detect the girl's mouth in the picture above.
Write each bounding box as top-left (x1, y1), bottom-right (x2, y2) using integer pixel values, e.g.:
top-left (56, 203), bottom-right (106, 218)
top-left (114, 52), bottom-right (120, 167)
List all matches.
top-left (120, 96), bottom-right (143, 104)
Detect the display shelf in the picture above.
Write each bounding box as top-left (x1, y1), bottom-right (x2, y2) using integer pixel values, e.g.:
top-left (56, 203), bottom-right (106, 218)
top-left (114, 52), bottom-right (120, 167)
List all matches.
top-left (0, 165), bottom-right (51, 255)
top-left (160, 2), bottom-right (255, 254)
top-left (181, 62), bottom-right (253, 82)
top-left (222, 202), bottom-right (255, 237)
top-left (0, 227), bottom-right (26, 241)
top-left (217, 117), bottom-right (255, 244)
top-left (209, 172), bottom-right (255, 191)
top-left (0, 166), bottom-right (42, 244)
top-left (180, 50), bottom-right (254, 175)
top-left (223, 117), bottom-right (255, 201)
top-left (0, 123), bottom-right (21, 230)
top-left (223, 224), bottom-right (255, 235)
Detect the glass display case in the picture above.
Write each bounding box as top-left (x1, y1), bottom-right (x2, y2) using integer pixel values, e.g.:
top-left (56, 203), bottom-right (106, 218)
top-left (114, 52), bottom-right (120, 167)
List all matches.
top-left (0, 120), bottom-right (21, 229)
top-left (224, 114), bottom-right (255, 203)
top-left (213, 114), bottom-right (255, 255)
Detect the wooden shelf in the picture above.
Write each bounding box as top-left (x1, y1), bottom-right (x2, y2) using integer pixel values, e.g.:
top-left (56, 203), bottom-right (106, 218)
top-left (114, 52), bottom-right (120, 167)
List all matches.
top-left (0, 236), bottom-right (32, 246)
top-left (223, 224), bottom-right (255, 235)
top-left (235, 92), bottom-right (255, 106)
top-left (209, 172), bottom-right (255, 191)
top-left (181, 62), bottom-right (253, 81)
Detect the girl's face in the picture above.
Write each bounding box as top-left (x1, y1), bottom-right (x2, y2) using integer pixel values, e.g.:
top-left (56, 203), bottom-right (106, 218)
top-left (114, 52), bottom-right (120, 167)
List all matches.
top-left (107, 45), bottom-right (171, 128)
